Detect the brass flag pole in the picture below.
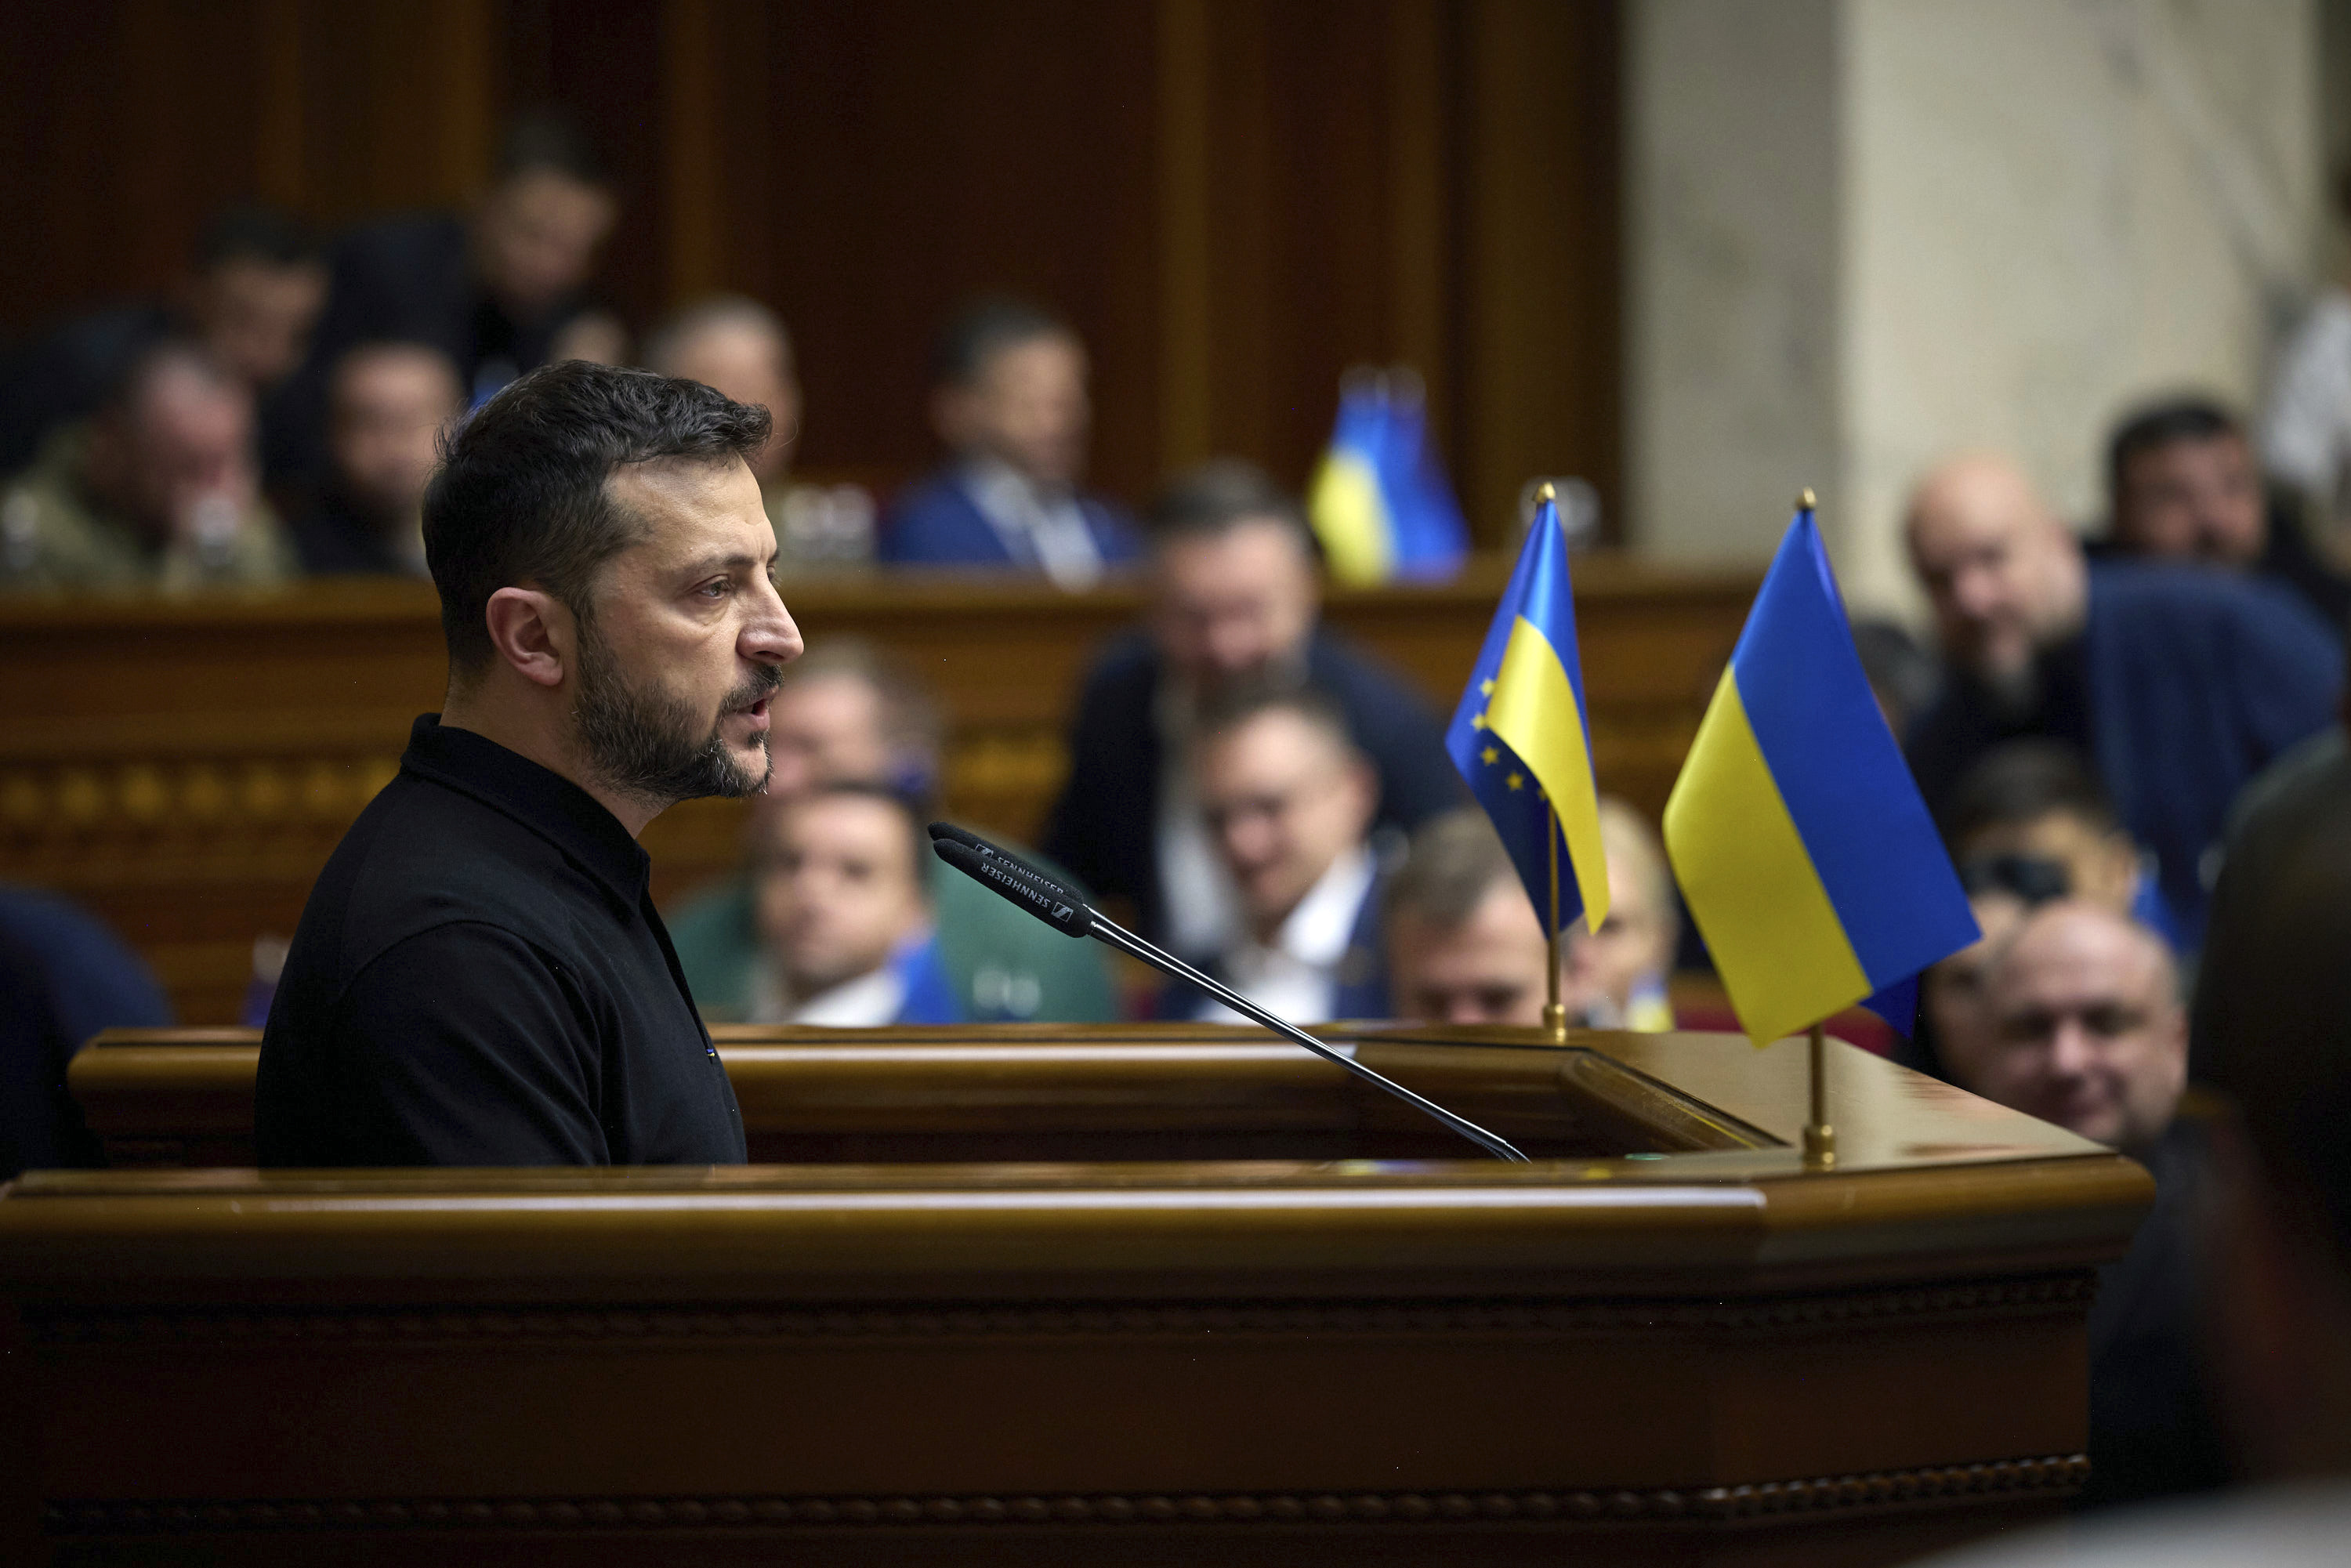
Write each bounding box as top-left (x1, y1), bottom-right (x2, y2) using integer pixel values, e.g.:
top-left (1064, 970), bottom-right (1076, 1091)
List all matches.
top-left (1804, 1021), bottom-right (1835, 1169)
top-left (1534, 480), bottom-right (1570, 1045)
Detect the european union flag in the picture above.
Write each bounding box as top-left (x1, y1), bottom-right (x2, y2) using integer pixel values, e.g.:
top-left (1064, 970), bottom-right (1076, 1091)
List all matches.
top-left (1445, 491), bottom-right (1609, 935)
top-left (1662, 500), bottom-right (1978, 1045)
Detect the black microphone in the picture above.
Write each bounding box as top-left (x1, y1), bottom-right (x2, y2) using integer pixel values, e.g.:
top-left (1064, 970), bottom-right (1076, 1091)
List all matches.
top-left (928, 823), bottom-right (1530, 1163)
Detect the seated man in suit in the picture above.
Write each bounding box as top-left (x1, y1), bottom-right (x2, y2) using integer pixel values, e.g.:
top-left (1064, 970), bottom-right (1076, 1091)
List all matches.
top-left (1044, 460), bottom-right (1462, 955)
top-left (666, 639), bottom-right (1118, 1023)
top-left (745, 782), bottom-right (958, 1026)
top-left (1902, 451), bottom-right (2342, 947)
top-left (1161, 684), bottom-right (1386, 1024)
top-left (291, 342), bottom-right (465, 576)
top-left (1383, 804), bottom-right (1677, 1031)
top-left (643, 295), bottom-right (874, 568)
top-left (0, 339), bottom-right (294, 590)
top-left (877, 297), bottom-right (1141, 585)
top-left (1947, 900), bottom-right (2224, 1511)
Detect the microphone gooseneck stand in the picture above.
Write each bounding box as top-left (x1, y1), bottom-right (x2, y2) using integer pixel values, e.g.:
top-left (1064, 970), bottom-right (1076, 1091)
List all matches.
top-left (928, 823), bottom-right (1531, 1164)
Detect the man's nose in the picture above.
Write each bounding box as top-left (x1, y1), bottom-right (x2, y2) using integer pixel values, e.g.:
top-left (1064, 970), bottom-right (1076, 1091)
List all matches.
top-left (2045, 1019), bottom-right (2097, 1078)
top-left (743, 579), bottom-right (803, 666)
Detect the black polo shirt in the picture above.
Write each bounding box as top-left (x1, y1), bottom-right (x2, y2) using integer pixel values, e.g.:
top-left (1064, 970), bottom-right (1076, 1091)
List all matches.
top-left (255, 715), bottom-right (746, 1166)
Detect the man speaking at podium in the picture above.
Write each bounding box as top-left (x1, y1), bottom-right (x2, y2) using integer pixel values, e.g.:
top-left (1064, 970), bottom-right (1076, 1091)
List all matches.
top-left (256, 362), bottom-right (799, 1166)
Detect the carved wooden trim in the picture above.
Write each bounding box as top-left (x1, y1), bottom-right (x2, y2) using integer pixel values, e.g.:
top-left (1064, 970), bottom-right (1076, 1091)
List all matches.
top-left (45, 1456), bottom-right (2091, 1536)
top-left (27, 1273), bottom-right (2096, 1345)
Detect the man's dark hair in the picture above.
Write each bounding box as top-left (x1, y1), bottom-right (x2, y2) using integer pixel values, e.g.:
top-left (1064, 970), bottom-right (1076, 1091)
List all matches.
top-left (495, 108), bottom-right (610, 187)
top-left (2197, 805), bottom-right (2351, 1276)
top-left (1193, 677), bottom-right (1357, 758)
top-left (2106, 395), bottom-right (2244, 512)
top-left (1942, 740), bottom-right (2121, 853)
top-left (931, 295), bottom-right (1074, 389)
top-left (194, 203), bottom-right (317, 272)
top-left (1147, 458), bottom-right (1314, 554)
top-left (422, 360), bottom-right (770, 676)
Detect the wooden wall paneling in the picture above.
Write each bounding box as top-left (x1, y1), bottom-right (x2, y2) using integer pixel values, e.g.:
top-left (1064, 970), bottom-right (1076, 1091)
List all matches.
top-left (1154, 0), bottom-right (1216, 476)
top-left (1460, 0), bottom-right (1623, 543)
top-left (755, 1), bottom-right (1161, 504)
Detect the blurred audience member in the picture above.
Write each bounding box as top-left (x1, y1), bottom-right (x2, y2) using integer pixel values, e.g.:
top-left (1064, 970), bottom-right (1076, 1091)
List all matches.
top-left (0, 885), bottom-right (170, 1180)
top-left (1954, 900), bottom-right (2225, 1511)
top-left (291, 342), bottom-right (463, 576)
top-left (1045, 460), bottom-right (1459, 954)
top-left (1902, 452), bottom-right (2340, 946)
top-left (1383, 802), bottom-right (1675, 1030)
top-left (0, 204), bottom-right (325, 480)
top-left (2103, 396), bottom-right (2350, 628)
top-left (1161, 685), bottom-right (1386, 1024)
top-left (878, 297), bottom-right (1141, 585)
top-left (644, 295), bottom-right (873, 567)
top-left (0, 339), bottom-right (292, 589)
top-left (745, 783), bottom-right (957, 1025)
top-left (1932, 828), bottom-right (2351, 1560)
top-left (1941, 740), bottom-right (2173, 944)
top-left (282, 111), bottom-right (618, 481)
top-left (667, 639), bottom-right (1117, 1023)
top-left (1906, 876), bottom-right (2039, 1085)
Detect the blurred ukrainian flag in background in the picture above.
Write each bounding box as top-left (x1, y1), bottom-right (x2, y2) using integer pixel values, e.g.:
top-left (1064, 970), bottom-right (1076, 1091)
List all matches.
top-left (1446, 489), bottom-right (1608, 934)
top-left (1308, 371), bottom-right (1470, 586)
top-left (1663, 500), bottom-right (1977, 1047)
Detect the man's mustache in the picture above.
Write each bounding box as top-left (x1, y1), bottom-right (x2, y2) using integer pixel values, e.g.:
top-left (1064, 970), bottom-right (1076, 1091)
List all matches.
top-left (723, 663), bottom-right (785, 714)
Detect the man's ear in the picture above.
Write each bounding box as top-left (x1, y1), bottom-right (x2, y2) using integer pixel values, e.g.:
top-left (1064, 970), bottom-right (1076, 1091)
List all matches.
top-left (929, 384), bottom-right (975, 451)
top-left (481, 587), bottom-right (573, 690)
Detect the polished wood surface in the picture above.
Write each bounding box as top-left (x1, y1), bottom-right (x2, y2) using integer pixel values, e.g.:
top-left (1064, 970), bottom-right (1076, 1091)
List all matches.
top-left (0, 561), bottom-right (1756, 1023)
top-left (7, 1023), bottom-right (2146, 1566)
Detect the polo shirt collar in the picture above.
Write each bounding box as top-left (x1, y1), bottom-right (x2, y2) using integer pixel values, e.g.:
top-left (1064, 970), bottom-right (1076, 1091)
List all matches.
top-left (398, 714), bottom-right (651, 907)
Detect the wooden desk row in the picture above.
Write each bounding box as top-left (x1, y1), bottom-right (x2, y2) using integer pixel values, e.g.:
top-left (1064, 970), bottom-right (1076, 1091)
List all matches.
top-left (0, 559), bottom-right (1759, 1022)
top-left (2, 1022), bottom-right (2146, 1566)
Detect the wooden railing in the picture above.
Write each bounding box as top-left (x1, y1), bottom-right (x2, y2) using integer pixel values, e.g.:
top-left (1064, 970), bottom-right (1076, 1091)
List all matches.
top-left (0, 559), bottom-right (1759, 1021)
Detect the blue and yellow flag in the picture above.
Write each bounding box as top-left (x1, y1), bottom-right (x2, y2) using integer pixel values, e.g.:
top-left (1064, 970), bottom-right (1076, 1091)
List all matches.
top-left (1309, 372), bottom-right (1470, 586)
top-left (1446, 491), bottom-right (1609, 935)
top-left (1663, 501), bottom-right (1977, 1046)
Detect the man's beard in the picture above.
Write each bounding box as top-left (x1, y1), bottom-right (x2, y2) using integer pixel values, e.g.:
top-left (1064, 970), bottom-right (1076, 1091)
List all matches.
top-left (573, 625), bottom-right (781, 809)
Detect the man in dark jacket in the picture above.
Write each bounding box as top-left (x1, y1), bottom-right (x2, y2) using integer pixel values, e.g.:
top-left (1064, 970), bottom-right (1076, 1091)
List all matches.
top-left (256, 363), bottom-right (799, 1167)
top-left (1903, 452), bottom-right (2341, 948)
top-left (1043, 460), bottom-right (1461, 956)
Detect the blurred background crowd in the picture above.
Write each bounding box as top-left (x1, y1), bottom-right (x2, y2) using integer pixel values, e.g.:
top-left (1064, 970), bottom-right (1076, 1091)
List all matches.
top-left (9, 0), bottom-right (2351, 1535)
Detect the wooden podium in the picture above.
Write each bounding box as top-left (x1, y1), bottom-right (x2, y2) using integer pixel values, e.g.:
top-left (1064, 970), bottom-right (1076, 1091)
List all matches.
top-left (1, 1024), bottom-right (2149, 1566)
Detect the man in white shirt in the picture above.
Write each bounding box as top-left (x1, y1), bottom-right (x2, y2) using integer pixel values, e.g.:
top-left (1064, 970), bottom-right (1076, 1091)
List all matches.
top-left (1166, 683), bottom-right (1386, 1025)
top-left (747, 782), bottom-right (958, 1027)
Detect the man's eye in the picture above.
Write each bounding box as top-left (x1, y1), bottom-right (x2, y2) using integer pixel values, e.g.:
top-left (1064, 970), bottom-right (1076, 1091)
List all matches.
top-left (697, 578), bottom-right (732, 599)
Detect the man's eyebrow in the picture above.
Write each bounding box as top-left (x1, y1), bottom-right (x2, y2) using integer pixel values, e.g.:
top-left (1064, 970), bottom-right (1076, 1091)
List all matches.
top-left (674, 550), bottom-right (770, 580)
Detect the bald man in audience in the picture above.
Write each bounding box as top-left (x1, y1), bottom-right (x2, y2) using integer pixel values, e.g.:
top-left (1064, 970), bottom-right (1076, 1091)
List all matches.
top-left (290, 342), bottom-right (464, 576)
top-left (644, 296), bottom-right (874, 567)
top-left (1943, 900), bottom-right (2223, 1510)
top-left (1161, 685), bottom-right (1388, 1024)
top-left (0, 339), bottom-right (292, 589)
top-left (1902, 451), bottom-right (2341, 945)
top-left (1384, 805), bottom-right (1676, 1030)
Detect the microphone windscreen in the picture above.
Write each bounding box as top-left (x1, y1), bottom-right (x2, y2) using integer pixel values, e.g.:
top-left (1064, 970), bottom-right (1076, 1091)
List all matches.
top-left (930, 836), bottom-right (1093, 938)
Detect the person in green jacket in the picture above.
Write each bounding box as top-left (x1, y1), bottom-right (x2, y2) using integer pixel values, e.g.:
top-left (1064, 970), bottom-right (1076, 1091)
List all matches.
top-left (0, 340), bottom-right (294, 592)
top-left (666, 638), bottom-right (1118, 1023)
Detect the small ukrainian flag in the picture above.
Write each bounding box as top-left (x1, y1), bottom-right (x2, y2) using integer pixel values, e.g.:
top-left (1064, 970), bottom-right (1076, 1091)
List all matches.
top-left (1446, 488), bottom-right (1609, 936)
top-left (1308, 371), bottom-right (1470, 586)
top-left (1664, 497), bottom-right (1978, 1046)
